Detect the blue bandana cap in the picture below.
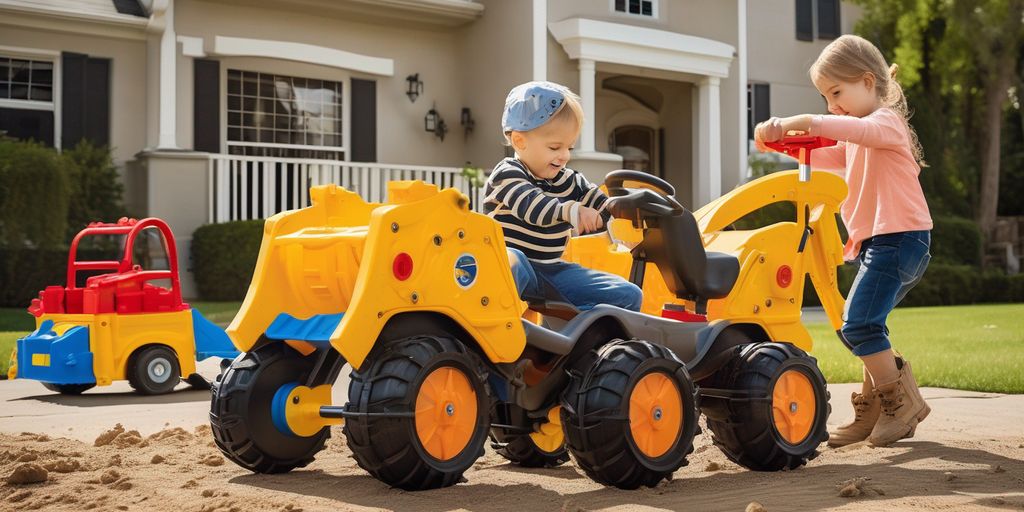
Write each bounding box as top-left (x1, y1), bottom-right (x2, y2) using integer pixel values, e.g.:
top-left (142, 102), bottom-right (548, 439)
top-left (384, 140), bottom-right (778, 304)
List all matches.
top-left (501, 81), bottom-right (571, 133)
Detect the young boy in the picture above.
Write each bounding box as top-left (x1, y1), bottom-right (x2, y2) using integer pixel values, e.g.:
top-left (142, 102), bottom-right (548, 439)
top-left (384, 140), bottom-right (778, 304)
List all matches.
top-left (485, 81), bottom-right (643, 312)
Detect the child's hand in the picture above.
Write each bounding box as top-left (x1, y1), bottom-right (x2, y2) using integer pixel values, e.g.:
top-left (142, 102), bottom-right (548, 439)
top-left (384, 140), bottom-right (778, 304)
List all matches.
top-left (578, 206), bottom-right (604, 234)
top-left (754, 117), bottom-right (785, 152)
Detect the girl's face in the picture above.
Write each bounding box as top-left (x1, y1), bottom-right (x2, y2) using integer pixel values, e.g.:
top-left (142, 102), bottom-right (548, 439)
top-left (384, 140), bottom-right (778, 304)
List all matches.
top-left (813, 72), bottom-right (880, 118)
top-left (510, 115), bottom-right (579, 180)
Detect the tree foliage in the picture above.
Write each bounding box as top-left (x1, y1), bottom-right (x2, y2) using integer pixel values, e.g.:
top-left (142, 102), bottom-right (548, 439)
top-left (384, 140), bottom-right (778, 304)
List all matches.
top-left (849, 0), bottom-right (1024, 227)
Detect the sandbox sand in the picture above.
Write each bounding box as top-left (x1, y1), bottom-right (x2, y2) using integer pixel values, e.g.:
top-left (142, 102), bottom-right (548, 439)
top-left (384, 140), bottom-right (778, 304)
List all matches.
top-left (1, 384), bottom-right (1022, 512)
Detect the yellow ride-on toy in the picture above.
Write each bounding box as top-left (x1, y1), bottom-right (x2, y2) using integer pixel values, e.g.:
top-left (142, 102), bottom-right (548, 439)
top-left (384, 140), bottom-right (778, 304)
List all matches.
top-left (210, 136), bottom-right (847, 490)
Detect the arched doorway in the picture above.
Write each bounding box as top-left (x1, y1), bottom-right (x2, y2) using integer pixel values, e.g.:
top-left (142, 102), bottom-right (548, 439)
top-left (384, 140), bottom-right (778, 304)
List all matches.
top-left (609, 125), bottom-right (660, 177)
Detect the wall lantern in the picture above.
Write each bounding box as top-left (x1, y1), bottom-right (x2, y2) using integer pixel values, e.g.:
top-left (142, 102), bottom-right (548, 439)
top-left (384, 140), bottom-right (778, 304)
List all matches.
top-left (425, 104), bottom-right (447, 141)
top-left (405, 73), bottom-right (423, 102)
top-left (460, 107), bottom-right (475, 138)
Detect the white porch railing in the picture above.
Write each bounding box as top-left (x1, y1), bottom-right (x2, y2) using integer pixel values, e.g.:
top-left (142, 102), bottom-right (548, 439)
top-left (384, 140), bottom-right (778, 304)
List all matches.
top-left (207, 154), bottom-right (485, 223)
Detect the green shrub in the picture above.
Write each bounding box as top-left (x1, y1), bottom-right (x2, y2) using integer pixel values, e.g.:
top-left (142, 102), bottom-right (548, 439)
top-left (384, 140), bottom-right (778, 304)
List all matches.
top-left (0, 246), bottom-right (110, 307)
top-left (804, 262), bottom-right (1024, 308)
top-left (62, 141), bottom-right (127, 239)
top-left (0, 138), bottom-right (70, 249)
top-left (191, 220), bottom-right (264, 301)
top-left (900, 263), bottom-right (980, 306)
top-left (0, 248), bottom-right (70, 307)
top-left (930, 215), bottom-right (982, 267)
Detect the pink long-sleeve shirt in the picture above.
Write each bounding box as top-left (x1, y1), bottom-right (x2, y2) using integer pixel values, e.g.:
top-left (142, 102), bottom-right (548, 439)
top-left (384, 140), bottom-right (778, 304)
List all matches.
top-left (808, 107), bottom-right (933, 261)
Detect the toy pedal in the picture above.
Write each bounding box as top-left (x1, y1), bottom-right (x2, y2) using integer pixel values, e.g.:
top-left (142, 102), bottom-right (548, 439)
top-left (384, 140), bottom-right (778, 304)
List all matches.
top-left (185, 373), bottom-right (211, 390)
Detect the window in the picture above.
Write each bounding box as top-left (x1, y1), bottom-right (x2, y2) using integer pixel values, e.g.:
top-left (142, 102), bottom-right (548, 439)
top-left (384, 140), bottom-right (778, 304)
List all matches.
top-left (747, 83), bottom-right (770, 140)
top-left (227, 69), bottom-right (344, 159)
top-left (795, 0), bottom-right (842, 42)
top-left (0, 54), bottom-right (56, 146)
top-left (614, 0), bottom-right (656, 18)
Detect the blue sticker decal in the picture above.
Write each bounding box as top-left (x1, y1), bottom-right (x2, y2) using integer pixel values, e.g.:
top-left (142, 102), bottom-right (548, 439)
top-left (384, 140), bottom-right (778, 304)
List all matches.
top-left (454, 254), bottom-right (477, 289)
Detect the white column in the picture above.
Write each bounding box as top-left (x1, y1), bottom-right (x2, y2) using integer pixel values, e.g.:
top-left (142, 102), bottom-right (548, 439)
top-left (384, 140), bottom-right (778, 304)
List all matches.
top-left (738, 0), bottom-right (748, 184)
top-left (578, 58), bottom-right (596, 152)
top-left (532, 0), bottom-right (547, 81)
top-left (157, 0), bottom-right (178, 149)
top-left (693, 76), bottom-right (722, 207)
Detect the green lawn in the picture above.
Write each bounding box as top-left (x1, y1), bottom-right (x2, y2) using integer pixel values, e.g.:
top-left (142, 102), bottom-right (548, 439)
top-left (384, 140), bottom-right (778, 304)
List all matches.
top-left (808, 303), bottom-right (1024, 394)
top-left (1, 303), bottom-right (1021, 393)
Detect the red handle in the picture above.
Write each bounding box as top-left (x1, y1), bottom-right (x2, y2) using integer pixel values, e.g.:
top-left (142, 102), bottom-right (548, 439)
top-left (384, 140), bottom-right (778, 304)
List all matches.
top-left (764, 136), bottom-right (837, 166)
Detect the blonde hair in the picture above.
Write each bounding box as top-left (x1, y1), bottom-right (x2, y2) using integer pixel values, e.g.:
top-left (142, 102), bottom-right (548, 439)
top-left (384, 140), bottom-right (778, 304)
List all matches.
top-left (554, 89), bottom-right (585, 133)
top-left (810, 34), bottom-right (924, 163)
top-left (503, 87), bottom-right (584, 143)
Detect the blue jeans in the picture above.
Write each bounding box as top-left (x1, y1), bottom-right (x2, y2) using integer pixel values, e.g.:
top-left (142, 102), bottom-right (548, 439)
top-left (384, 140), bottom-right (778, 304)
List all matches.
top-left (507, 248), bottom-right (643, 312)
top-left (840, 231), bottom-right (931, 356)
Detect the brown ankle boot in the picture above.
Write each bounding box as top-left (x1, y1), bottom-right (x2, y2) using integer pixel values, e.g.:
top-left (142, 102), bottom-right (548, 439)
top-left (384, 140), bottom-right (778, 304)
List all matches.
top-left (828, 367), bottom-right (879, 447)
top-left (869, 356), bottom-right (931, 447)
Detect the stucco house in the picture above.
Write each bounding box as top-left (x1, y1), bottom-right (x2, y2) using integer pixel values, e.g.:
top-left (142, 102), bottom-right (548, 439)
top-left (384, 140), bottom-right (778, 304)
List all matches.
top-left (0, 0), bottom-right (860, 297)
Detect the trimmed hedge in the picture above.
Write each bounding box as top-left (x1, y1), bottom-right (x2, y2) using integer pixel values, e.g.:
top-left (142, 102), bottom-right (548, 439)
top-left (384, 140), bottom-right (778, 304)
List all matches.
top-left (0, 247), bottom-right (110, 307)
top-left (930, 215), bottom-right (982, 267)
top-left (191, 220), bottom-right (264, 301)
top-left (0, 138), bottom-right (70, 249)
top-left (901, 264), bottom-right (1024, 307)
top-left (0, 248), bottom-right (72, 307)
top-left (803, 262), bottom-right (1024, 308)
top-left (62, 140), bottom-right (127, 240)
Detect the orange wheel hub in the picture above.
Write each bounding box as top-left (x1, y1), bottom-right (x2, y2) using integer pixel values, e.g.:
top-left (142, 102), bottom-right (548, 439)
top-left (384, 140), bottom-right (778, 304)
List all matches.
top-left (628, 372), bottom-right (683, 459)
top-left (771, 369), bottom-right (817, 445)
top-left (415, 366), bottom-right (478, 461)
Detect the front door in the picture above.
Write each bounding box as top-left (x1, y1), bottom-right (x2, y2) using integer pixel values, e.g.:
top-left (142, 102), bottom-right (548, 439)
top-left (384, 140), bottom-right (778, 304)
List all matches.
top-left (610, 125), bottom-right (660, 178)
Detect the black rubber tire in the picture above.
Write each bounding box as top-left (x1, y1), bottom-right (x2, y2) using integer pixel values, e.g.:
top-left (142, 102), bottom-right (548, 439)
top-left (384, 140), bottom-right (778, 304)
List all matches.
top-left (493, 431), bottom-right (570, 468)
top-left (344, 335), bottom-right (490, 490)
top-left (127, 345), bottom-right (181, 395)
top-left (561, 339), bottom-right (699, 489)
top-left (699, 342), bottom-right (831, 471)
top-left (209, 343), bottom-right (329, 474)
top-left (42, 382), bottom-right (96, 395)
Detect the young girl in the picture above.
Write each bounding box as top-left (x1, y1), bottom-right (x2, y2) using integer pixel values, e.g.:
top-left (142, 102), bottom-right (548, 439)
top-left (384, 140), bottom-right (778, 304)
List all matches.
top-left (755, 35), bottom-right (932, 448)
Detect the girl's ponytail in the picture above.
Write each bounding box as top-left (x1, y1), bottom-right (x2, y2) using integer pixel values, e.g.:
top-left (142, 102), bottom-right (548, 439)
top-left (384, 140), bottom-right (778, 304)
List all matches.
top-left (884, 63), bottom-right (924, 164)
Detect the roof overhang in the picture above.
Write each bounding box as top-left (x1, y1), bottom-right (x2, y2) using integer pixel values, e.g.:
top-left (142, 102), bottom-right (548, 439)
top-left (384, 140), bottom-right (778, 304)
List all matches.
top-left (548, 18), bottom-right (735, 78)
top-left (0, 0), bottom-right (149, 40)
top-left (209, 35), bottom-right (394, 76)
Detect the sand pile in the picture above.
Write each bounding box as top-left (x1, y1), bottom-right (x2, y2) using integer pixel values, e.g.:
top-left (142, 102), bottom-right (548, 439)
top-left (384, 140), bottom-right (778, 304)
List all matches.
top-left (1, 418), bottom-right (1022, 512)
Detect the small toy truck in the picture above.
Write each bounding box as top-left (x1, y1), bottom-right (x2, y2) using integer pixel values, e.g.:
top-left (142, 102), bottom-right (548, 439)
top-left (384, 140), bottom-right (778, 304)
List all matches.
top-left (8, 218), bottom-right (238, 394)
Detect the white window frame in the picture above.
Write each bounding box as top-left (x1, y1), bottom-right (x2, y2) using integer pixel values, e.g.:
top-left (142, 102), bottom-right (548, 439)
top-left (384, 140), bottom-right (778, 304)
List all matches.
top-left (220, 63), bottom-right (350, 159)
top-left (610, 0), bottom-right (659, 19)
top-left (0, 45), bottom-right (61, 149)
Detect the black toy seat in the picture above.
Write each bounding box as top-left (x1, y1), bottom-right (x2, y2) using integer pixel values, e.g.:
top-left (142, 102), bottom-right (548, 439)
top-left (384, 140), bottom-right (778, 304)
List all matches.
top-left (637, 206), bottom-right (740, 311)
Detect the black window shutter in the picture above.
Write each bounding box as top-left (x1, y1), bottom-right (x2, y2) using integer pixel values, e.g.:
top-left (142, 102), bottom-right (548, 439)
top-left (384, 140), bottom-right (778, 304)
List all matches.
top-left (795, 0), bottom-right (814, 41)
top-left (193, 59), bottom-right (220, 153)
top-left (350, 78), bottom-right (376, 162)
top-left (61, 52), bottom-right (86, 148)
top-left (61, 52), bottom-right (110, 148)
top-left (817, 0), bottom-right (840, 39)
top-left (83, 57), bottom-right (110, 147)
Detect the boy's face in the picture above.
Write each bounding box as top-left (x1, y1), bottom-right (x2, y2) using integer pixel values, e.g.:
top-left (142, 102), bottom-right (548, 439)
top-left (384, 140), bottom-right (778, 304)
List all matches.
top-left (813, 73), bottom-right (878, 118)
top-left (511, 116), bottom-right (580, 179)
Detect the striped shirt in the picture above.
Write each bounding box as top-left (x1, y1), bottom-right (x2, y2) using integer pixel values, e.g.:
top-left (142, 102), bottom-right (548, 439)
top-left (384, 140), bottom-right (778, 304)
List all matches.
top-left (484, 157), bottom-right (611, 263)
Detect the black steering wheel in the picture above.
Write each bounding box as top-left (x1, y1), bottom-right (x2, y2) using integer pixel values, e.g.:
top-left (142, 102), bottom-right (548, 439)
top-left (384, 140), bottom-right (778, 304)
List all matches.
top-left (604, 170), bottom-right (676, 197)
top-left (603, 170), bottom-right (684, 223)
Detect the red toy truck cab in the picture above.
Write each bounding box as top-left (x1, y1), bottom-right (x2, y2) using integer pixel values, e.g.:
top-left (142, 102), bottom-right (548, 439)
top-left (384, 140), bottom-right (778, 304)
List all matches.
top-left (29, 217), bottom-right (189, 317)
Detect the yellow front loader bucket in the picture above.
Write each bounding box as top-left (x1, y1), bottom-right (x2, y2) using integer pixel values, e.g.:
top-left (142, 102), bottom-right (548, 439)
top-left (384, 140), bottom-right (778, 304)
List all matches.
top-left (226, 181), bottom-right (526, 369)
